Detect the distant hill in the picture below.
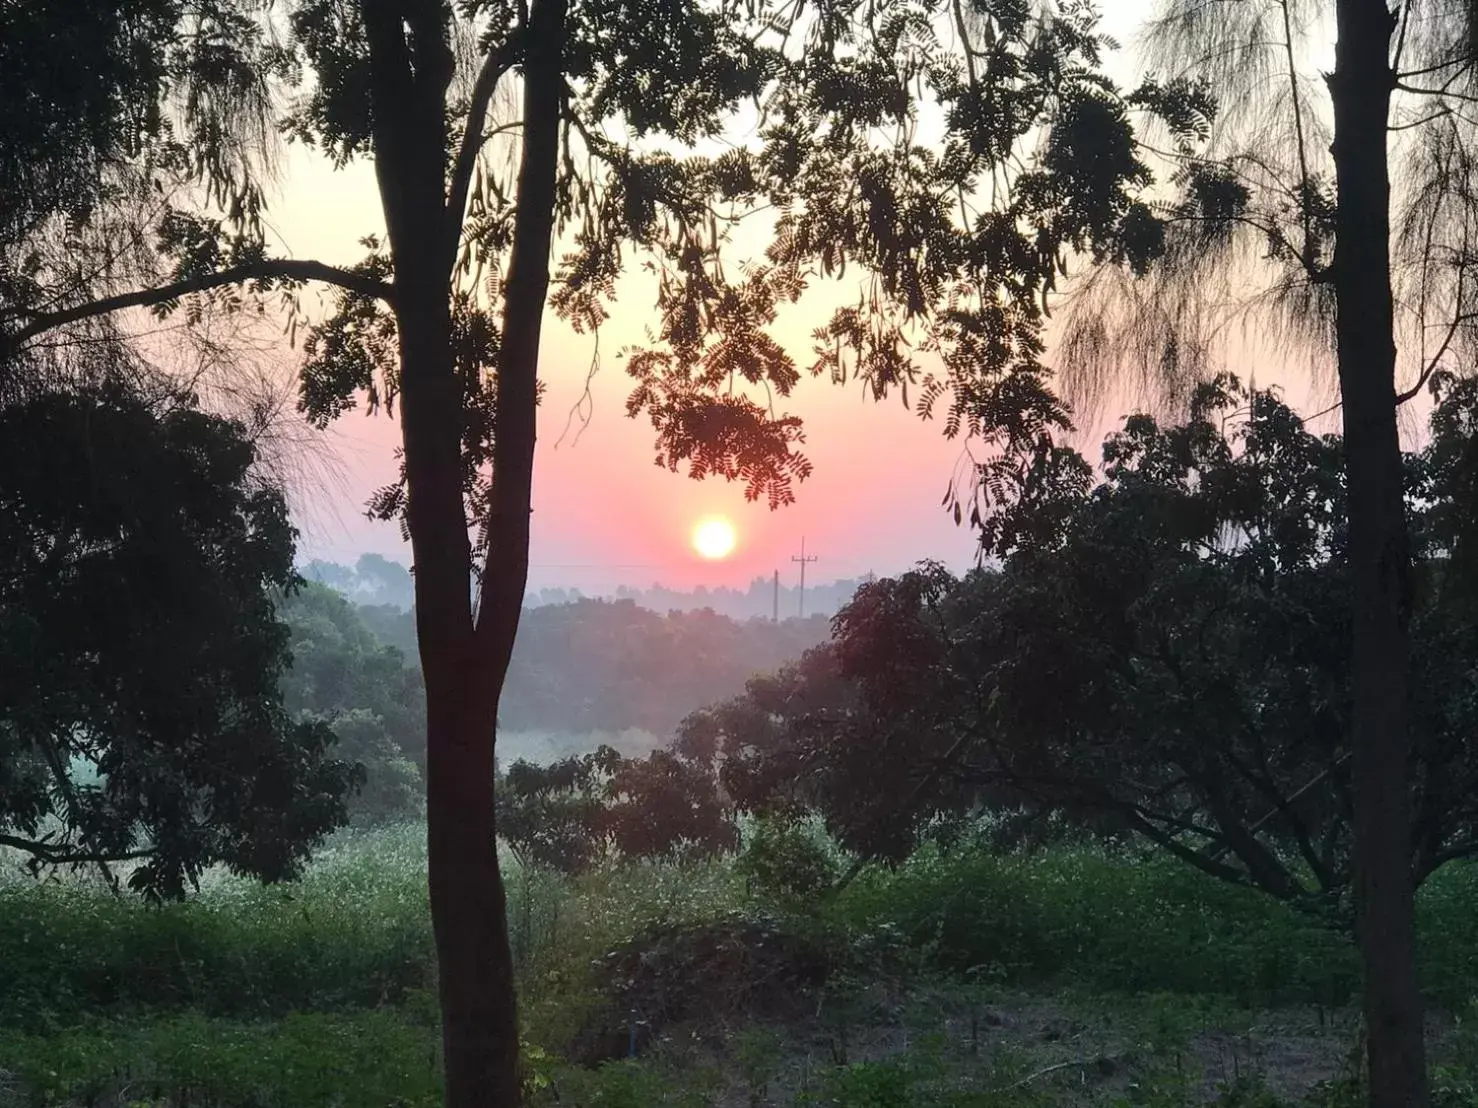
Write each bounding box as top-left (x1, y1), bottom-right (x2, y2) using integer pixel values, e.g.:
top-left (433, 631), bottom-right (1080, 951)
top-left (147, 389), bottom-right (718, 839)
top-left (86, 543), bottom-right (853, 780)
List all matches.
top-left (302, 554), bottom-right (868, 621)
top-left (535, 576), bottom-right (869, 621)
top-left (301, 554), bottom-right (415, 611)
top-left (499, 598), bottom-right (831, 737)
top-left (289, 564), bottom-right (845, 751)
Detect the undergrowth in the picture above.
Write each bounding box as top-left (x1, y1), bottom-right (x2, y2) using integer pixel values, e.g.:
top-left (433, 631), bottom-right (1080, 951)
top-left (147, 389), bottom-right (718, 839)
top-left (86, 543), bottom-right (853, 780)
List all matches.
top-left (2, 824), bottom-right (1476, 1106)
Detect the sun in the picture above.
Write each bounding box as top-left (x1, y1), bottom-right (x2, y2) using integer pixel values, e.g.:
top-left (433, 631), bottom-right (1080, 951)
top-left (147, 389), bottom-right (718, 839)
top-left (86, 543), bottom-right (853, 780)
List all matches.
top-left (691, 517), bottom-right (737, 560)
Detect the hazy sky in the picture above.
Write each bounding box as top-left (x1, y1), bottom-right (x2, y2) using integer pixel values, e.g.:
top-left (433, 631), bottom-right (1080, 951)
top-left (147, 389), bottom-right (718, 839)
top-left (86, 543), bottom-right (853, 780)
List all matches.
top-left (261, 0), bottom-right (1338, 595)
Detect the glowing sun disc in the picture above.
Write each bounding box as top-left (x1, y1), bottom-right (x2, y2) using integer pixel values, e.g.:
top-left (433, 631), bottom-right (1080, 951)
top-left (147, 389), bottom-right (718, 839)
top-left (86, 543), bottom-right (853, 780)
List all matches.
top-left (692, 517), bottom-right (737, 560)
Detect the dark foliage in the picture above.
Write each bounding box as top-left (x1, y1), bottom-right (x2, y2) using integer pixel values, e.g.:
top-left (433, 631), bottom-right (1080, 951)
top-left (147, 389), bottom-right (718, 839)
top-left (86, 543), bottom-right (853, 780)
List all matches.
top-left (277, 581), bottom-right (427, 823)
top-left (0, 0), bottom-right (279, 249)
top-left (0, 380), bottom-right (357, 898)
top-left (586, 910), bottom-right (830, 1053)
top-left (690, 377), bottom-right (1478, 917)
top-left (0, 0), bottom-right (1214, 1098)
top-left (497, 744), bottom-right (737, 872)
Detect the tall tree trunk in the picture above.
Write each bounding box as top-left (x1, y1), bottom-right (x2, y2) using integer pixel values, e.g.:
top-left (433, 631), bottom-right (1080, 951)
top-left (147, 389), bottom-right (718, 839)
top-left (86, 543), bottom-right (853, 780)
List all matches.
top-left (362, 0), bottom-right (533, 1101)
top-left (427, 0), bottom-right (567, 1103)
top-left (399, 274), bottom-right (522, 1106)
top-left (424, 661), bottom-right (521, 1108)
top-left (365, 0), bottom-right (568, 1100)
top-left (1330, 2), bottom-right (1429, 1105)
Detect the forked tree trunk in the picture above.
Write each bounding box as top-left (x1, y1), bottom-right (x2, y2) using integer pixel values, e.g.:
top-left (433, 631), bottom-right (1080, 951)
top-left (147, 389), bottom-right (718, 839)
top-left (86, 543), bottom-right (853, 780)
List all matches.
top-left (380, 0), bottom-right (568, 1102)
top-left (1330, 2), bottom-right (1429, 1104)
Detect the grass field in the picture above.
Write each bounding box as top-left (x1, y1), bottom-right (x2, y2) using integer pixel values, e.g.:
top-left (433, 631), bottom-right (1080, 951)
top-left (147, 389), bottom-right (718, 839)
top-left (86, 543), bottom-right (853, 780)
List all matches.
top-left (2, 824), bottom-right (1476, 1107)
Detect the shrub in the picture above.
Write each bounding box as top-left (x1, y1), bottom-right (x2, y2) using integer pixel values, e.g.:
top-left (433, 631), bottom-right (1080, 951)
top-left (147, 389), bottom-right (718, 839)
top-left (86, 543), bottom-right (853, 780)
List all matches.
top-left (736, 816), bottom-right (842, 901)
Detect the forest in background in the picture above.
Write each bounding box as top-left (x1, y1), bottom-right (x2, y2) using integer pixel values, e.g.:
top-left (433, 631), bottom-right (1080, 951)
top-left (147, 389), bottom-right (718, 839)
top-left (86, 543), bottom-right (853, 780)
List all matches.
top-left (277, 578), bottom-right (833, 823)
top-left (10, 379), bottom-right (1478, 1107)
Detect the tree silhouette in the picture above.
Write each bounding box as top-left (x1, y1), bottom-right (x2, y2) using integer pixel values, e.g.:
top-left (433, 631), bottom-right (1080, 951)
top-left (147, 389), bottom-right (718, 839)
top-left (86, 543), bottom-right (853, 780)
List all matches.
top-left (1, 2), bottom-right (1194, 1101)
top-left (0, 378), bottom-right (358, 898)
top-left (1057, 3), bottom-right (1478, 1099)
top-left (697, 375), bottom-right (1478, 929)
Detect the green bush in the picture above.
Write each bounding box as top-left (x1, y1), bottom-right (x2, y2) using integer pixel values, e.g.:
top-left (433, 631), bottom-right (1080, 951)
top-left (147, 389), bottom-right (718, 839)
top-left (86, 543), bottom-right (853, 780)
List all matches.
top-left (802, 1060), bottom-right (912, 1108)
top-left (830, 843), bottom-right (1368, 1007)
top-left (536, 1058), bottom-right (720, 1107)
top-left (5, 822), bottom-right (1478, 1108)
top-left (735, 816), bottom-right (842, 901)
top-left (0, 824), bottom-right (434, 1031)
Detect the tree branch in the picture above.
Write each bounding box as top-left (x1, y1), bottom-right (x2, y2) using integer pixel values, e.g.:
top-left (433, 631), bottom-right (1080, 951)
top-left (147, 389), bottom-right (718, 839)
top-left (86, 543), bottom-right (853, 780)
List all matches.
top-left (1397, 305), bottom-right (1477, 406)
top-left (446, 30), bottom-right (525, 262)
top-left (5, 260), bottom-right (395, 352)
top-left (0, 832), bottom-right (154, 866)
top-left (1278, 0), bottom-right (1317, 277)
top-left (1396, 56), bottom-right (1476, 81)
top-left (1417, 837), bottom-right (1478, 884)
top-left (1395, 78), bottom-right (1478, 104)
top-left (1124, 810), bottom-right (1260, 891)
top-left (830, 725), bottom-right (979, 895)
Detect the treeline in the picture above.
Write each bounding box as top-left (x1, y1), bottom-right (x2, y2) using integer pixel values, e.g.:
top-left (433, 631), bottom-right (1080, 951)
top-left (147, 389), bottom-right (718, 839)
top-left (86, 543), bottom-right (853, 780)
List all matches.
top-left (501, 601), bottom-right (830, 733)
top-left (302, 554), bottom-right (869, 621)
top-left (538, 577), bottom-right (870, 621)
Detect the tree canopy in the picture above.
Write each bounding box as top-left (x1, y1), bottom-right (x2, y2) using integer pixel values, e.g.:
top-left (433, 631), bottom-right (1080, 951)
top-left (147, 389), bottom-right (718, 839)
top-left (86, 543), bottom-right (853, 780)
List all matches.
top-left (686, 377), bottom-right (1478, 918)
top-left (0, 0), bottom-right (1217, 1099)
top-left (496, 744), bottom-right (736, 873)
top-left (0, 378), bottom-right (358, 899)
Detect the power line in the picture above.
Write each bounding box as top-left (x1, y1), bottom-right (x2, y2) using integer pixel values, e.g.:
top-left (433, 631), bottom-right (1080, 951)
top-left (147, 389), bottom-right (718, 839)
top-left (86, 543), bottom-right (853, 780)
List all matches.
top-left (527, 563), bottom-right (664, 569)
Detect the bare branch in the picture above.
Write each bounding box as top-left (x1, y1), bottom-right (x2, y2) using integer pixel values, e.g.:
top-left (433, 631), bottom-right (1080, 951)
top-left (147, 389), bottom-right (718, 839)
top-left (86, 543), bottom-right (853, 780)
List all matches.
top-left (1396, 311), bottom-right (1478, 404)
top-left (5, 260), bottom-right (396, 352)
top-left (1389, 107), bottom-right (1453, 132)
top-left (1277, 0), bottom-right (1316, 274)
top-left (1395, 78), bottom-right (1478, 104)
top-left (446, 30), bottom-right (525, 260)
top-left (1397, 57), bottom-right (1475, 82)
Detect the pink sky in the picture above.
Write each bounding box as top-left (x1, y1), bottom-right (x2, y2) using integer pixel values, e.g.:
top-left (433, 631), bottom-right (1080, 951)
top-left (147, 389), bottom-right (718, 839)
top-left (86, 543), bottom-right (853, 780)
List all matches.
top-left (272, 151), bottom-right (992, 594)
top-left (261, 1), bottom-right (1356, 596)
top-left (291, 273), bottom-right (985, 593)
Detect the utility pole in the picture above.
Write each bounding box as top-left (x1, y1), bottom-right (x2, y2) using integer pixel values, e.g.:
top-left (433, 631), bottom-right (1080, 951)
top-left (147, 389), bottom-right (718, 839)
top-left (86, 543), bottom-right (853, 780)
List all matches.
top-left (792, 537), bottom-right (818, 618)
top-left (772, 569), bottom-right (779, 623)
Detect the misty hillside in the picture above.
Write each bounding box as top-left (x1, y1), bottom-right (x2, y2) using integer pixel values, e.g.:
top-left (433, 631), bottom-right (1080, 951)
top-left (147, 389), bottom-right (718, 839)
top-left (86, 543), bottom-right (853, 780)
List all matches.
top-left (281, 574), bottom-right (836, 763)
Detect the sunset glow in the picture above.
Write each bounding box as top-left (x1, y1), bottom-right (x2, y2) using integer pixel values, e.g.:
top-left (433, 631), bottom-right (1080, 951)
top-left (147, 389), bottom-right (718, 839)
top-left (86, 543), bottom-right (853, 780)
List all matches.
top-left (691, 517), bottom-right (738, 560)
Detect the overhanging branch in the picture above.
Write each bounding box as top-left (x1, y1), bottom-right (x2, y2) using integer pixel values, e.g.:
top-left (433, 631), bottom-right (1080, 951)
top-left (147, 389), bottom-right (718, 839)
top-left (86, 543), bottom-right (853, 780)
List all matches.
top-left (5, 259), bottom-right (396, 352)
top-left (1126, 811), bottom-right (1256, 890)
top-left (0, 832), bottom-right (155, 867)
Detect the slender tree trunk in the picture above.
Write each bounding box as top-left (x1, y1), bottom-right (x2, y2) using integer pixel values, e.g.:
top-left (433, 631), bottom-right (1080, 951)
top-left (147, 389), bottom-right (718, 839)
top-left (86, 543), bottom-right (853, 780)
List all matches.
top-left (1330, 2), bottom-right (1429, 1105)
top-left (413, 0), bottom-right (568, 1103)
top-left (398, 273), bottom-right (522, 1106)
top-left (362, 1), bottom-right (530, 1101)
top-left (365, 0), bottom-right (566, 1100)
top-left (424, 661), bottom-right (522, 1108)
